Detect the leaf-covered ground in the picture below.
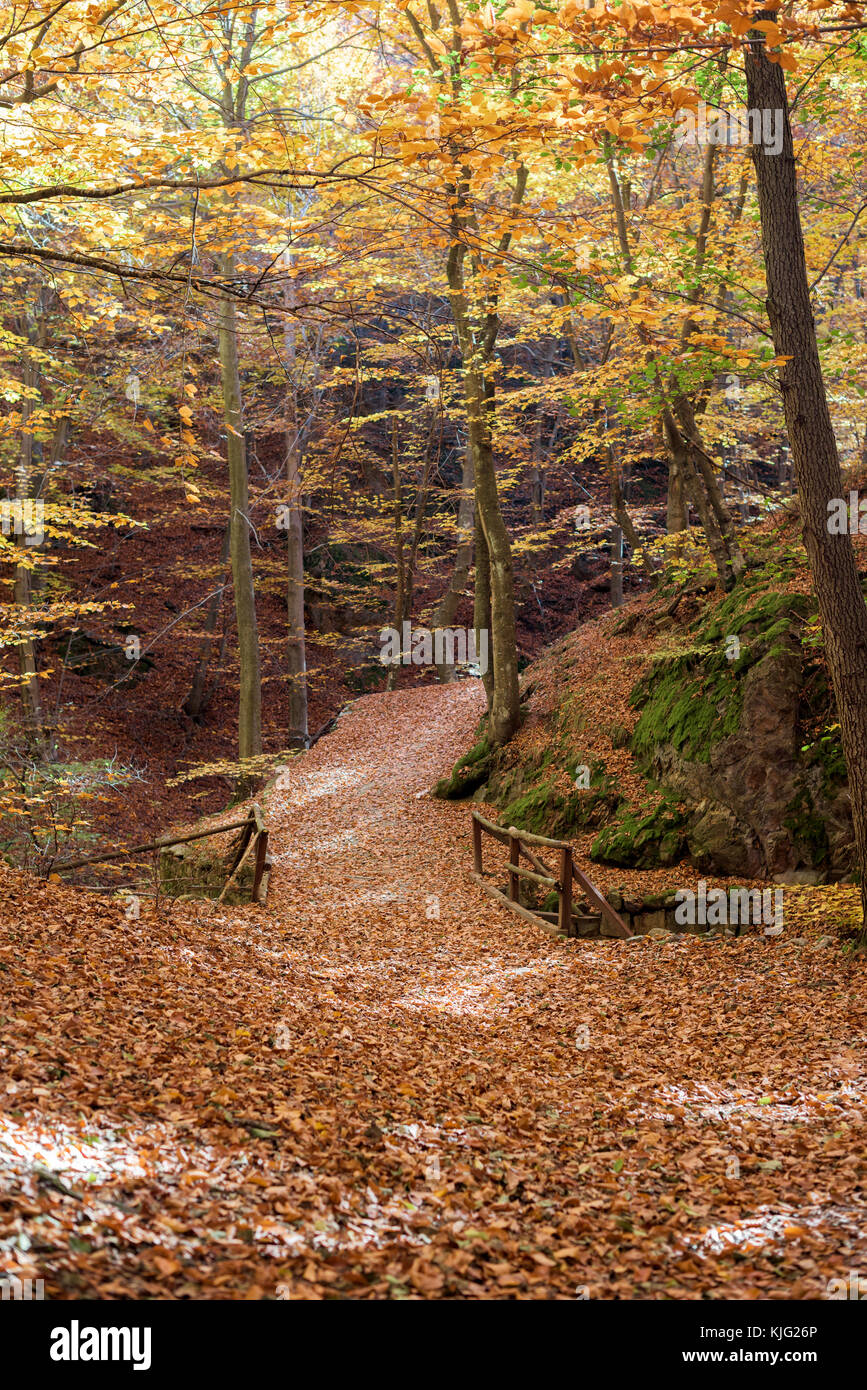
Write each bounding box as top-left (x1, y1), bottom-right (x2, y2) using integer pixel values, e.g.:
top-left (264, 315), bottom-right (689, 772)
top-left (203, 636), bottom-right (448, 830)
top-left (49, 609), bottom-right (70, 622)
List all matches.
top-left (1, 681), bottom-right (865, 1299)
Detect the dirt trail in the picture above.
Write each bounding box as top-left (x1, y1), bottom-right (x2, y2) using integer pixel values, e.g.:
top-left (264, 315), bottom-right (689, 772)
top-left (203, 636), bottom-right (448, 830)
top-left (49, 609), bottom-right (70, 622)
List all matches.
top-left (0, 681), bottom-right (865, 1299)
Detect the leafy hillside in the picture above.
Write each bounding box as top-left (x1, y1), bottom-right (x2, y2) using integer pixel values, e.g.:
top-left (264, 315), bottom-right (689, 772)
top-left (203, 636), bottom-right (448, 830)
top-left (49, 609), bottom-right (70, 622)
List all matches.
top-left (438, 500), bottom-right (860, 891)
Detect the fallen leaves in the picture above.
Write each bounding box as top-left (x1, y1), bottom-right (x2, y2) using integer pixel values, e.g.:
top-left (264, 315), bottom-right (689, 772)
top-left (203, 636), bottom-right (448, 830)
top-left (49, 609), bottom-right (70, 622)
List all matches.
top-left (0, 682), bottom-right (865, 1299)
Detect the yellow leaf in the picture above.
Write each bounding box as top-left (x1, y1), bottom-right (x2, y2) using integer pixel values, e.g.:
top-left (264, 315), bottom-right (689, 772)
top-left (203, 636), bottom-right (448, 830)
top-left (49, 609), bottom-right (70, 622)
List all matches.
top-left (755, 20), bottom-right (782, 44)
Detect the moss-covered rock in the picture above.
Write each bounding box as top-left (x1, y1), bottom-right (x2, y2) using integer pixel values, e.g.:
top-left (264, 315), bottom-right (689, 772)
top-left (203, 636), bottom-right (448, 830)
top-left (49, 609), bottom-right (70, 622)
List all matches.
top-left (432, 542), bottom-right (855, 880)
top-left (591, 800), bottom-right (687, 868)
top-left (624, 583), bottom-right (852, 878)
top-left (433, 734), bottom-right (494, 799)
top-left (499, 769), bottom-right (614, 840)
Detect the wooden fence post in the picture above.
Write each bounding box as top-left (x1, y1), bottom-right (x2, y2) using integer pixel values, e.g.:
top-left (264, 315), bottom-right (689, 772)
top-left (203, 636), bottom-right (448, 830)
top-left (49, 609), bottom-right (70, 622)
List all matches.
top-left (472, 813), bottom-right (483, 875)
top-left (508, 828), bottom-right (520, 903)
top-left (559, 844), bottom-right (573, 937)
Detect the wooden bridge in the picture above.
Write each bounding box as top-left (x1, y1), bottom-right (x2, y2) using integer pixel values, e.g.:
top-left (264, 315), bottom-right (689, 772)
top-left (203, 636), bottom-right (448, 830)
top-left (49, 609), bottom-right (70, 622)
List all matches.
top-left (470, 810), bottom-right (631, 940)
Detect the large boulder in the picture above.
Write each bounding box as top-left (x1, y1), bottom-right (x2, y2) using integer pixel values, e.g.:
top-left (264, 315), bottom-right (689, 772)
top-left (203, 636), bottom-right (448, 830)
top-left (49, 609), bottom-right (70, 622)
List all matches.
top-left (617, 594), bottom-right (853, 880)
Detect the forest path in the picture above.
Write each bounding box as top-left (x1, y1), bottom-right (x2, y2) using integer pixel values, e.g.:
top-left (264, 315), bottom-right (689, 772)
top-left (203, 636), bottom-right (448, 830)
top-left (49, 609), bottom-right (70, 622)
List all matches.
top-left (1, 681), bottom-right (865, 1300)
top-left (255, 681), bottom-right (867, 1298)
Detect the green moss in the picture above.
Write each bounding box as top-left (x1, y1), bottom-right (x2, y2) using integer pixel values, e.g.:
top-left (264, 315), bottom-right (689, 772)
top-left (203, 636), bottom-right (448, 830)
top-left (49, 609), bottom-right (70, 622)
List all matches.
top-left (496, 759), bottom-right (616, 840)
top-left (433, 733), bottom-right (493, 800)
top-left (590, 799), bottom-right (687, 868)
top-left (783, 786), bottom-right (829, 866)
top-left (498, 780), bottom-right (559, 834)
top-left (630, 589), bottom-right (811, 767)
top-left (630, 655), bottom-right (742, 765)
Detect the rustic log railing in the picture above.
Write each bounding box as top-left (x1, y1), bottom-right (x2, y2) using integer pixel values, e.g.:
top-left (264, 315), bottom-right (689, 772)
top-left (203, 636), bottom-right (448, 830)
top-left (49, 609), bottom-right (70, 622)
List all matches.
top-left (51, 802), bottom-right (271, 905)
top-left (470, 810), bottom-right (631, 939)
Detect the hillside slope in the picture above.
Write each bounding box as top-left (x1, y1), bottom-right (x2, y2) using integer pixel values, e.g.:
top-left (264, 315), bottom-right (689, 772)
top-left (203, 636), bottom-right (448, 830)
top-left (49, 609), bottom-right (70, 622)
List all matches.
top-left (437, 505), bottom-right (859, 893)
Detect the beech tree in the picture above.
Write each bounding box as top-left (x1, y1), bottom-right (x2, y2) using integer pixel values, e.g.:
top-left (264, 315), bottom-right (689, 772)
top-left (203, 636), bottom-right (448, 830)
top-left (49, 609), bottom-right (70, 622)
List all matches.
top-left (745, 12), bottom-right (867, 936)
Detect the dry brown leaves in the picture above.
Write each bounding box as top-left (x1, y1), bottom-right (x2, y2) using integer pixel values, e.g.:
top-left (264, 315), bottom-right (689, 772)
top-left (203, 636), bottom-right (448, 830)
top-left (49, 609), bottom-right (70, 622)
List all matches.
top-left (0, 681), bottom-right (865, 1300)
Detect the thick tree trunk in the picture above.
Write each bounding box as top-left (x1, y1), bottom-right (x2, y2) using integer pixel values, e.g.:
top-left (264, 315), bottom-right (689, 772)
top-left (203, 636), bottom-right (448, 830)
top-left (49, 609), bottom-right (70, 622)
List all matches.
top-left (473, 508), bottom-right (494, 709)
top-left (746, 22), bottom-right (867, 938)
top-left (469, 366), bottom-right (520, 744)
top-left (444, 164), bottom-right (524, 746)
top-left (444, 286), bottom-right (520, 742)
top-left (430, 444), bottom-right (475, 683)
top-left (667, 452), bottom-right (688, 533)
top-left (218, 288), bottom-right (262, 792)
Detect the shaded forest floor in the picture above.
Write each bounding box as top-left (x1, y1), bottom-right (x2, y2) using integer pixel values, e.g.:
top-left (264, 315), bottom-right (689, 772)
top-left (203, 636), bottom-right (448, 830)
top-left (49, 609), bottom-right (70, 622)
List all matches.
top-left (1, 680), bottom-right (865, 1299)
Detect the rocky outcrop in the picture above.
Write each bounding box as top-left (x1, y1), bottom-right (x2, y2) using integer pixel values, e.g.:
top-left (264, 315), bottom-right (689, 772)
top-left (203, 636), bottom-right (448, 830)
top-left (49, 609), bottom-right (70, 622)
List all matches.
top-left (600, 594), bottom-right (853, 881)
top-left (435, 565), bottom-right (854, 883)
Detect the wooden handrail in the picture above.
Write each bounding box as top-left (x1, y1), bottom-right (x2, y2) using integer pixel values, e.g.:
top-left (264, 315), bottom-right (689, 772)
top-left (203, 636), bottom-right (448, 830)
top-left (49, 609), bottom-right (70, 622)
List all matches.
top-left (470, 872), bottom-right (564, 939)
top-left (52, 814), bottom-right (256, 872)
top-left (470, 810), bottom-right (632, 939)
top-left (506, 862), bottom-right (557, 889)
top-left (51, 803), bottom-right (271, 907)
top-left (472, 809), bottom-right (570, 851)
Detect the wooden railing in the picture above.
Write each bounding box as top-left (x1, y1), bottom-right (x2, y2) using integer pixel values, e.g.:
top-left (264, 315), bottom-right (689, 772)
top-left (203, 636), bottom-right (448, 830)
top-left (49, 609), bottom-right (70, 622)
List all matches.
top-left (52, 802), bottom-right (272, 905)
top-left (470, 810), bottom-right (631, 939)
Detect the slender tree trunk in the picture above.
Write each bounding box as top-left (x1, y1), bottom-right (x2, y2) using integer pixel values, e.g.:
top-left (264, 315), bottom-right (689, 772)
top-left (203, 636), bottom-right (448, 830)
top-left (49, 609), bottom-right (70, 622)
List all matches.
top-left (15, 301), bottom-right (48, 756)
top-left (530, 402), bottom-right (545, 526)
top-left (474, 509), bottom-right (494, 709)
top-left (610, 524), bottom-right (624, 608)
top-left (470, 366), bottom-right (520, 743)
top-left (283, 257), bottom-right (308, 746)
top-left (746, 21), bottom-right (867, 938)
top-left (183, 525), bottom-right (230, 721)
top-left (387, 418), bottom-right (406, 692)
top-left (218, 285), bottom-right (262, 792)
top-left (431, 444), bottom-right (475, 683)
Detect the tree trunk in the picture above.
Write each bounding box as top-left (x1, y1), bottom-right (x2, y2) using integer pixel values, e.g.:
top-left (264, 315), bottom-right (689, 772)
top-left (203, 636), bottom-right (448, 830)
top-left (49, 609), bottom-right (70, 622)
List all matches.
top-left (283, 258), bottom-right (308, 746)
top-left (473, 508), bottom-right (494, 709)
top-left (430, 444), bottom-right (475, 683)
top-left (746, 21), bottom-right (867, 939)
top-left (183, 525), bottom-right (230, 721)
top-left (444, 163), bottom-right (524, 746)
top-left (387, 418), bottom-right (406, 692)
top-left (15, 299), bottom-right (48, 756)
top-left (610, 524), bottom-right (624, 608)
top-left (470, 365), bottom-right (520, 744)
top-left (218, 286), bottom-right (262, 793)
